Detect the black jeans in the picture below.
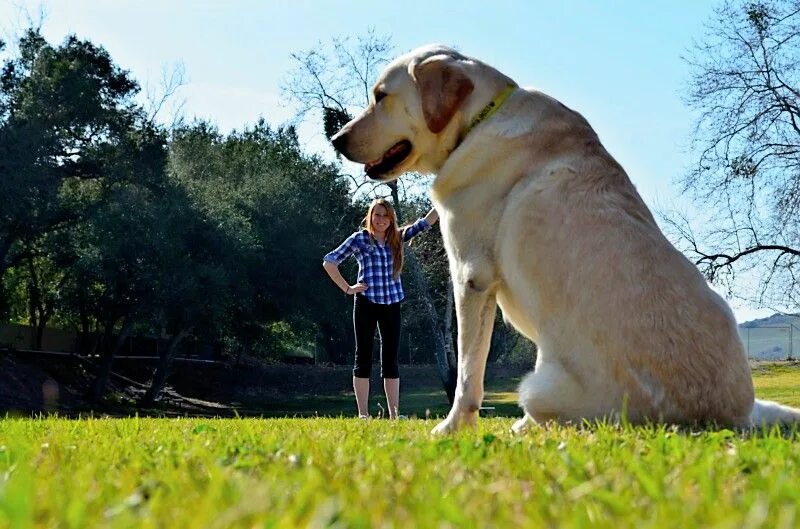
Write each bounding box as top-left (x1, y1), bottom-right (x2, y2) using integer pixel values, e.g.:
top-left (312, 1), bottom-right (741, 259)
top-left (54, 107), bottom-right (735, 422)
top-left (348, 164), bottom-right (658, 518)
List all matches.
top-left (352, 294), bottom-right (401, 379)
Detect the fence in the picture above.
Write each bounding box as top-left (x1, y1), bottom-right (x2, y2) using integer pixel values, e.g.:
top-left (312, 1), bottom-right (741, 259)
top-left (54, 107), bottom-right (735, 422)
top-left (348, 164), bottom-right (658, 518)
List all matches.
top-left (0, 323), bottom-right (221, 360)
top-left (738, 325), bottom-right (798, 360)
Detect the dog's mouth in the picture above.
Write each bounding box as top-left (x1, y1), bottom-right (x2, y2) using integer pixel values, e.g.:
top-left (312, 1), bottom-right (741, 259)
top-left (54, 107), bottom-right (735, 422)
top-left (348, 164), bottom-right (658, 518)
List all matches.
top-left (364, 140), bottom-right (412, 179)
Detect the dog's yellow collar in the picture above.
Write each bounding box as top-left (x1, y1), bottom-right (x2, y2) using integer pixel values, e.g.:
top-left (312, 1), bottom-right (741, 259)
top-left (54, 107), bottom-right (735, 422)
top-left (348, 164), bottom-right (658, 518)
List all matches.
top-left (462, 84), bottom-right (516, 137)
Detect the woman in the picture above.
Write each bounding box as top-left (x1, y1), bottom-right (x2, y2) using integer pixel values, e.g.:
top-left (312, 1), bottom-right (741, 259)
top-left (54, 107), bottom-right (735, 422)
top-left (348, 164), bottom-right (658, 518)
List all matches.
top-left (323, 198), bottom-right (438, 419)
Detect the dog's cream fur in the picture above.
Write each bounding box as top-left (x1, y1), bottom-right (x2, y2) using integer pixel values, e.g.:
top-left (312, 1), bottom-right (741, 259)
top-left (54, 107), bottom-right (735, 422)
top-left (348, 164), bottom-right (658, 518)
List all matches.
top-left (331, 45), bottom-right (800, 433)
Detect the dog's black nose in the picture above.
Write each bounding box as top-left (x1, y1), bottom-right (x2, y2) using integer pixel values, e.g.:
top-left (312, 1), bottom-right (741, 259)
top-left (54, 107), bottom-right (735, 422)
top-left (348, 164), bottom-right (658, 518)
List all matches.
top-left (331, 132), bottom-right (348, 154)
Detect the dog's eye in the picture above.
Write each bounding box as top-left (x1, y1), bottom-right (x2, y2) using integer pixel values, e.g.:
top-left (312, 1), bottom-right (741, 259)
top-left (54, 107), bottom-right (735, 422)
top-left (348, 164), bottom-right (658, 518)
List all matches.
top-left (374, 91), bottom-right (388, 103)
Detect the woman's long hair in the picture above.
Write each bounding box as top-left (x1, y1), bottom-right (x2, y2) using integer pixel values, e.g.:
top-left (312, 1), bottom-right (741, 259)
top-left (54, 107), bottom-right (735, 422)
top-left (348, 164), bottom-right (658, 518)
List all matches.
top-left (364, 198), bottom-right (404, 280)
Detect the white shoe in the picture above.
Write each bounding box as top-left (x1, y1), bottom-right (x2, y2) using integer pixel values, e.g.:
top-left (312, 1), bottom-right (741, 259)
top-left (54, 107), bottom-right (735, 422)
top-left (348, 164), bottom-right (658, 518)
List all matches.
top-left (358, 414), bottom-right (369, 420)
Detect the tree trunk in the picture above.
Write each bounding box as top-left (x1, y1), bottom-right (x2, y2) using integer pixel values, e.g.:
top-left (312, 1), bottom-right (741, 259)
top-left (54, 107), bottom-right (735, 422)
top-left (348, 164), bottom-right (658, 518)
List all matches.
top-left (390, 182), bottom-right (457, 402)
top-left (140, 329), bottom-right (190, 407)
top-left (35, 317), bottom-right (47, 351)
top-left (0, 241), bottom-right (7, 317)
top-left (27, 265), bottom-right (42, 349)
top-left (489, 316), bottom-right (505, 363)
top-left (90, 318), bottom-right (134, 403)
top-left (405, 249), bottom-right (453, 388)
top-left (0, 238), bottom-right (11, 285)
top-left (25, 260), bottom-right (55, 350)
top-left (78, 297), bottom-right (91, 354)
top-left (443, 278), bottom-right (457, 402)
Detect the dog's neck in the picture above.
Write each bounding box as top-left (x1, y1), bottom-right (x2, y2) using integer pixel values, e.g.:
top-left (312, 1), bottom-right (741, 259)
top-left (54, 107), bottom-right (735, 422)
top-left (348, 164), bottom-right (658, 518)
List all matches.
top-left (429, 83), bottom-right (518, 183)
top-left (460, 84), bottom-right (517, 141)
top-left (431, 83), bottom-right (524, 202)
top-left (453, 84), bottom-right (518, 150)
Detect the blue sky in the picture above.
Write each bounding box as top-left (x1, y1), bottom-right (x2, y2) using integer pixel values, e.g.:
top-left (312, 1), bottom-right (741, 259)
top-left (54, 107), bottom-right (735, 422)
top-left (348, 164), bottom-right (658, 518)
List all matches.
top-left (0, 1), bottom-right (775, 322)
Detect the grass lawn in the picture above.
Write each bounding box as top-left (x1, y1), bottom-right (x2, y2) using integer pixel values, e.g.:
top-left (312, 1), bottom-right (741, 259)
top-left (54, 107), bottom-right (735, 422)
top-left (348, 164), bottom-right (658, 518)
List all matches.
top-left (1, 363), bottom-right (799, 528)
top-left (230, 368), bottom-right (524, 419)
top-left (260, 362), bottom-right (800, 419)
top-left (751, 362), bottom-right (800, 408)
top-left (261, 379), bottom-right (522, 419)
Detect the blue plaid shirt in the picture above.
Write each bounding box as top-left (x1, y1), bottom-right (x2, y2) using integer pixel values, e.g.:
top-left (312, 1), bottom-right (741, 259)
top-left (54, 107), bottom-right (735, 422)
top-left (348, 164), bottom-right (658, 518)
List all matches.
top-left (323, 218), bottom-right (431, 304)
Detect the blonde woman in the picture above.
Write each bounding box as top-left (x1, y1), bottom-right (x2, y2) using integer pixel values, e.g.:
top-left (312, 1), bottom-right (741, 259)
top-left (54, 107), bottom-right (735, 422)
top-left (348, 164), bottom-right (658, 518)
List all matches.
top-left (323, 199), bottom-right (438, 419)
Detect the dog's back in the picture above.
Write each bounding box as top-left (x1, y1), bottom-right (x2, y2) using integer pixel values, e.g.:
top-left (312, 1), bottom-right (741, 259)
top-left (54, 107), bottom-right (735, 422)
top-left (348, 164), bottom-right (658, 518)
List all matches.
top-left (493, 88), bottom-right (756, 426)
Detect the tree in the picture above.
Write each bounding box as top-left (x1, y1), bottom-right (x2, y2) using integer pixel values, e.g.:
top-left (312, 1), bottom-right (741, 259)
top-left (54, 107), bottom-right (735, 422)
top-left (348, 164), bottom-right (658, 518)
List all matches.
top-left (0, 28), bottom-right (182, 400)
top-left (0, 29), bottom-right (151, 315)
top-left (0, 27), bottom-right (375, 409)
top-left (167, 121), bottom-right (359, 367)
top-left (139, 184), bottom-right (231, 406)
top-left (282, 28), bottom-right (392, 144)
top-left (676, 0), bottom-right (800, 308)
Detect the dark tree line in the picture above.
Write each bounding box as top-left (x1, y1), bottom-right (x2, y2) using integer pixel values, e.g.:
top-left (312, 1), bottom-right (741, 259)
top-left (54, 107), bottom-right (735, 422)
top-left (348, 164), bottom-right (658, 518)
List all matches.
top-left (0, 29), bottom-right (361, 404)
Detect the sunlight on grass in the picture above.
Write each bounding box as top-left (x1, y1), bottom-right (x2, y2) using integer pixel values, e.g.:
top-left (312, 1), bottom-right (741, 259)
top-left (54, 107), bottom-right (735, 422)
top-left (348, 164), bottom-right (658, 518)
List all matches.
top-left (0, 364), bottom-right (798, 528)
top-left (483, 391), bottom-right (518, 404)
top-left (1, 417), bottom-right (799, 528)
top-left (753, 363), bottom-right (800, 408)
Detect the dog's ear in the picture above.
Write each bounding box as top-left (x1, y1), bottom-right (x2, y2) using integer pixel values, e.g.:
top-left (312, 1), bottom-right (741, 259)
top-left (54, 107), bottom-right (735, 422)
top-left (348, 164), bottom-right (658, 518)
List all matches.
top-left (412, 55), bottom-right (474, 134)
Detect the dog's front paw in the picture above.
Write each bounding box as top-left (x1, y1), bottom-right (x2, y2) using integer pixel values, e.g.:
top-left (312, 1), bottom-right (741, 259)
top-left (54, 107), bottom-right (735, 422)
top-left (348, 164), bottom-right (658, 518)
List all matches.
top-left (511, 414), bottom-right (532, 435)
top-left (431, 410), bottom-right (478, 435)
top-left (431, 417), bottom-right (459, 435)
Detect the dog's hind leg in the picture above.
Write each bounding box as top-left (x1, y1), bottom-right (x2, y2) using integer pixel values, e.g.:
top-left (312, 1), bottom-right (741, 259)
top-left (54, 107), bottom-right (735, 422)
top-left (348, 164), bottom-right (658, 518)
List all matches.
top-left (432, 274), bottom-right (498, 435)
top-left (517, 359), bottom-right (589, 424)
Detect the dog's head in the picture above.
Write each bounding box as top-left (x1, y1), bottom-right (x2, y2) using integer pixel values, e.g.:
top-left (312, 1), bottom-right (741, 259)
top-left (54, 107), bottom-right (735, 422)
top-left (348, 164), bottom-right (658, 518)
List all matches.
top-left (331, 45), bottom-right (509, 181)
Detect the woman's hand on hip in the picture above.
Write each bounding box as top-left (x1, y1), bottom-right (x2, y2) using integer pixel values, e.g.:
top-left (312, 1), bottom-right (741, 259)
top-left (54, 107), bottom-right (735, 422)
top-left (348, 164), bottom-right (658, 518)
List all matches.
top-left (346, 282), bottom-right (369, 295)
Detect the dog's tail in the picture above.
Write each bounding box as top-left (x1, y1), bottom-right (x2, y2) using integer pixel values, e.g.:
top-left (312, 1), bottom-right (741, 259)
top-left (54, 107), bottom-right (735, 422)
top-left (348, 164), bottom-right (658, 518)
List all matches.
top-left (750, 399), bottom-right (800, 427)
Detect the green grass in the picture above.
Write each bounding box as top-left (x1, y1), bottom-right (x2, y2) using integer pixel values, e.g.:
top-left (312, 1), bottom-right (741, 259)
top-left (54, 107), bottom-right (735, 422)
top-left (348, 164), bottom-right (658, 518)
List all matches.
top-left (1, 364), bottom-right (799, 528)
top-left (250, 364), bottom-right (797, 419)
top-left (251, 376), bottom-right (522, 419)
top-left (752, 363), bottom-right (800, 407)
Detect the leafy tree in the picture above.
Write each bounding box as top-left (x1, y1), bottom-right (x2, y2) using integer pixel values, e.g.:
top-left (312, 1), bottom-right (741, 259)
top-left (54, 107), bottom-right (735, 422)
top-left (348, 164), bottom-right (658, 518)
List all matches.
top-left (0, 28), bottom-right (152, 314)
top-left (674, 0), bottom-right (800, 308)
top-left (139, 184), bottom-right (232, 406)
top-left (0, 27), bottom-right (380, 409)
top-left (80, 173), bottom-right (174, 401)
top-left (168, 121), bottom-right (359, 366)
top-left (0, 28), bottom-right (180, 400)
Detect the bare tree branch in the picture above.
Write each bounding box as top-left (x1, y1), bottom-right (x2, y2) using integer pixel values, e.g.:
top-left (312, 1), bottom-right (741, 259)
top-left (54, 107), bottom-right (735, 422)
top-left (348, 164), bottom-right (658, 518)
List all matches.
top-left (145, 61), bottom-right (187, 128)
top-left (671, 0), bottom-right (800, 308)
